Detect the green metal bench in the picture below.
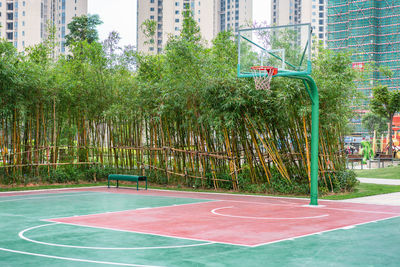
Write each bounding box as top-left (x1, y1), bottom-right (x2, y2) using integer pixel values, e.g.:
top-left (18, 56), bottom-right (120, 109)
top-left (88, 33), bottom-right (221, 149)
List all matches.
top-left (108, 174), bottom-right (147, 190)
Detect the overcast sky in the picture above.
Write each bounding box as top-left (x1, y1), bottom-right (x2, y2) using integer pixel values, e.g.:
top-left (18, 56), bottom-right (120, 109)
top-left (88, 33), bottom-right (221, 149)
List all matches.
top-left (88, 0), bottom-right (270, 47)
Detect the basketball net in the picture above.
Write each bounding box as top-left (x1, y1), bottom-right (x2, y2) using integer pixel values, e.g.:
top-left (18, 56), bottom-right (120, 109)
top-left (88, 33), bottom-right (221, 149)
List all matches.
top-left (251, 66), bottom-right (278, 91)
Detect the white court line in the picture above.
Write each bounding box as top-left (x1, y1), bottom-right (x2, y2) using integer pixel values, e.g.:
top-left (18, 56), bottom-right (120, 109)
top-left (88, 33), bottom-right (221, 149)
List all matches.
top-left (211, 206), bottom-right (329, 220)
top-left (252, 214), bottom-right (400, 247)
top-left (45, 200), bottom-right (218, 221)
top-left (0, 247), bottom-right (162, 266)
top-left (0, 186), bottom-right (106, 195)
top-left (19, 223), bottom-right (214, 250)
top-left (40, 220), bottom-right (245, 247)
top-left (0, 192), bottom-right (104, 203)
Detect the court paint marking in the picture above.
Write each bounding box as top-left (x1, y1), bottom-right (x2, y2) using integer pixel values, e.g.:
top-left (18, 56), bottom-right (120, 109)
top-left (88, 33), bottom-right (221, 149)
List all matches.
top-left (19, 223), bottom-right (214, 250)
top-left (211, 206), bottom-right (329, 220)
top-left (252, 214), bottom-right (400, 247)
top-left (0, 247), bottom-right (163, 267)
top-left (41, 220), bottom-right (245, 247)
top-left (0, 192), bottom-right (104, 203)
top-left (44, 201), bottom-right (217, 221)
top-left (197, 199), bottom-right (400, 216)
top-left (0, 186), bottom-right (106, 195)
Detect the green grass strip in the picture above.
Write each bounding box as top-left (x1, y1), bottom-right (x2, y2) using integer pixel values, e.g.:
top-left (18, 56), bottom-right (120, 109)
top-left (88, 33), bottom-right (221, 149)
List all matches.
top-left (355, 165), bottom-right (400, 179)
top-left (322, 183), bottom-right (400, 200)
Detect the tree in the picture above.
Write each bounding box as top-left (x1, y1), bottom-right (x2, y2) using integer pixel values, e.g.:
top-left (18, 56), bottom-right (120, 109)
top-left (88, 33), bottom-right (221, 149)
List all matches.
top-left (65, 14), bottom-right (103, 46)
top-left (361, 113), bottom-right (388, 136)
top-left (370, 85), bottom-right (400, 155)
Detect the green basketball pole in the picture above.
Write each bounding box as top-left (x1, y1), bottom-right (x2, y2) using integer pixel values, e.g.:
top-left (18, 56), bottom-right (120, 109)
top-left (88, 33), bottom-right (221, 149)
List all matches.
top-left (304, 75), bottom-right (319, 206)
top-left (280, 73), bottom-right (319, 206)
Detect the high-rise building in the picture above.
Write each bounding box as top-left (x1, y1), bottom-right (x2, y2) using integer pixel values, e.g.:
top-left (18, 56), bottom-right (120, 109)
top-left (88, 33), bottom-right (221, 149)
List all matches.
top-left (271, 0), bottom-right (328, 46)
top-left (327, 0), bottom-right (400, 135)
top-left (137, 0), bottom-right (252, 54)
top-left (0, 0), bottom-right (87, 53)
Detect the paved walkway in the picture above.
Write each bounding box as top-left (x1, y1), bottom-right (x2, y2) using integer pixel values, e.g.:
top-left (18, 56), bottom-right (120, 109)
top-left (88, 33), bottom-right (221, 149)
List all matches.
top-left (342, 178), bottom-right (400, 206)
top-left (357, 178), bottom-right (400, 185)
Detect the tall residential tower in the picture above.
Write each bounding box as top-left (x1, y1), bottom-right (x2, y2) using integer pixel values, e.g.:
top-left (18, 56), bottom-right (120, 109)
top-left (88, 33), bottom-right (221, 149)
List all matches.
top-left (327, 0), bottom-right (400, 134)
top-left (0, 0), bottom-right (87, 53)
top-left (137, 0), bottom-right (252, 54)
top-left (271, 0), bottom-right (328, 46)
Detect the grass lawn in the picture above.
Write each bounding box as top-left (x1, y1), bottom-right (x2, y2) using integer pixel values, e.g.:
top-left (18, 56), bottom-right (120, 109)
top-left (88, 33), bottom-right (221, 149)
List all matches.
top-left (355, 164), bottom-right (400, 179)
top-left (322, 183), bottom-right (400, 200)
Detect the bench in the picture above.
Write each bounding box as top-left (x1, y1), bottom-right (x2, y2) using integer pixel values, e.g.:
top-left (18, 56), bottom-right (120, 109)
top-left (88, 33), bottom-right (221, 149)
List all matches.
top-left (108, 174), bottom-right (147, 190)
top-left (346, 154), bottom-right (364, 169)
top-left (375, 154), bottom-right (394, 168)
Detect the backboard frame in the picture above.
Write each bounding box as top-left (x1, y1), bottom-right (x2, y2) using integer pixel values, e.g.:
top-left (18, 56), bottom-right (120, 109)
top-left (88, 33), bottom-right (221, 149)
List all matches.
top-left (237, 23), bottom-right (312, 79)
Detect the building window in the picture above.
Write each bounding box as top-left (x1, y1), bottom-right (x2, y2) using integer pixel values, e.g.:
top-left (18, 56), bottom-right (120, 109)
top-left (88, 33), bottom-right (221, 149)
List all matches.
top-left (319, 6), bottom-right (324, 11)
top-left (7, 32), bottom-right (13, 40)
top-left (23, 1), bottom-right (26, 7)
top-left (149, 47), bottom-right (154, 51)
top-left (175, 2), bottom-right (179, 6)
top-left (319, 13), bottom-right (323, 18)
top-left (150, 7), bottom-right (154, 11)
top-left (7, 22), bottom-right (13, 30)
top-left (175, 10), bottom-right (179, 14)
top-left (22, 41), bottom-right (25, 47)
top-left (150, 0), bottom-right (155, 3)
top-left (7, 13), bottom-right (13, 20)
top-left (175, 18), bottom-right (179, 22)
top-left (175, 26), bottom-right (179, 31)
top-left (22, 31), bottom-right (25, 36)
top-left (319, 33), bottom-right (323, 39)
top-left (150, 15), bottom-right (154, 19)
top-left (23, 11), bottom-right (25, 16)
top-left (319, 0), bottom-right (323, 3)
top-left (7, 3), bottom-right (13, 10)
top-left (319, 26), bottom-right (323, 32)
top-left (22, 21), bottom-right (25, 26)
top-left (319, 19), bottom-right (323, 24)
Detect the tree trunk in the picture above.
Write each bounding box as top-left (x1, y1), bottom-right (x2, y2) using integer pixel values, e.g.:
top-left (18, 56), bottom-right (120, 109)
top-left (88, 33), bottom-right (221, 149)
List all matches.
top-left (388, 115), bottom-right (393, 156)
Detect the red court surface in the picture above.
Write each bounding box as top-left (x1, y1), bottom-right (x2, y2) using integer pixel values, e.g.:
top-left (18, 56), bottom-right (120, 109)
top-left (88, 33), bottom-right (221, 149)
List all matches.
top-left (46, 189), bottom-right (400, 247)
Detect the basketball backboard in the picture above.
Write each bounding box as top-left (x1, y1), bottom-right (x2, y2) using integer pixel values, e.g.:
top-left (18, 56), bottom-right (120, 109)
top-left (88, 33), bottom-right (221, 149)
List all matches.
top-left (237, 23), bottom-right (312, 78)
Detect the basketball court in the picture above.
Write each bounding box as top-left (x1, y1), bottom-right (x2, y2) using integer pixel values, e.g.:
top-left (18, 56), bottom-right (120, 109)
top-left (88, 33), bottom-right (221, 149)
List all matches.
top-left (1, 187), bottom-right (400, 266)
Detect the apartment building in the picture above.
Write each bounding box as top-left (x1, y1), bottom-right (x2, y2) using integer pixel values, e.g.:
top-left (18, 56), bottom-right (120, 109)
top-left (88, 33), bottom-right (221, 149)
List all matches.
top-left (137, 0), bottom-right (252, 54)
top-left (0, 0), bottom-right (87, 53)
top-left (271, 0), bottom-right (327, 46)
top-left (327, 0), bottom-right (400, 135)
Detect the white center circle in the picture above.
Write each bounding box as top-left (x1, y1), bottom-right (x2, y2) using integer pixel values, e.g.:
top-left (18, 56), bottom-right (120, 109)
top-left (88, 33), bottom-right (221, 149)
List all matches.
top-left (19, 223), bottom-right (213, 250)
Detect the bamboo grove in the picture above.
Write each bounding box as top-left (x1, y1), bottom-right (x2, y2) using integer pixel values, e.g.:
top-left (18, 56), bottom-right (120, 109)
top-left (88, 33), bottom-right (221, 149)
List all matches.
top-left (0, 15), bottom-right (359, 194)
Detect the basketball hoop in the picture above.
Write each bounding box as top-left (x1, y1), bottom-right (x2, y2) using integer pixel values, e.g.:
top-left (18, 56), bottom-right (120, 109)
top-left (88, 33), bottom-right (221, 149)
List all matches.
top-left (251, 66), bottom-right (278, 90)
